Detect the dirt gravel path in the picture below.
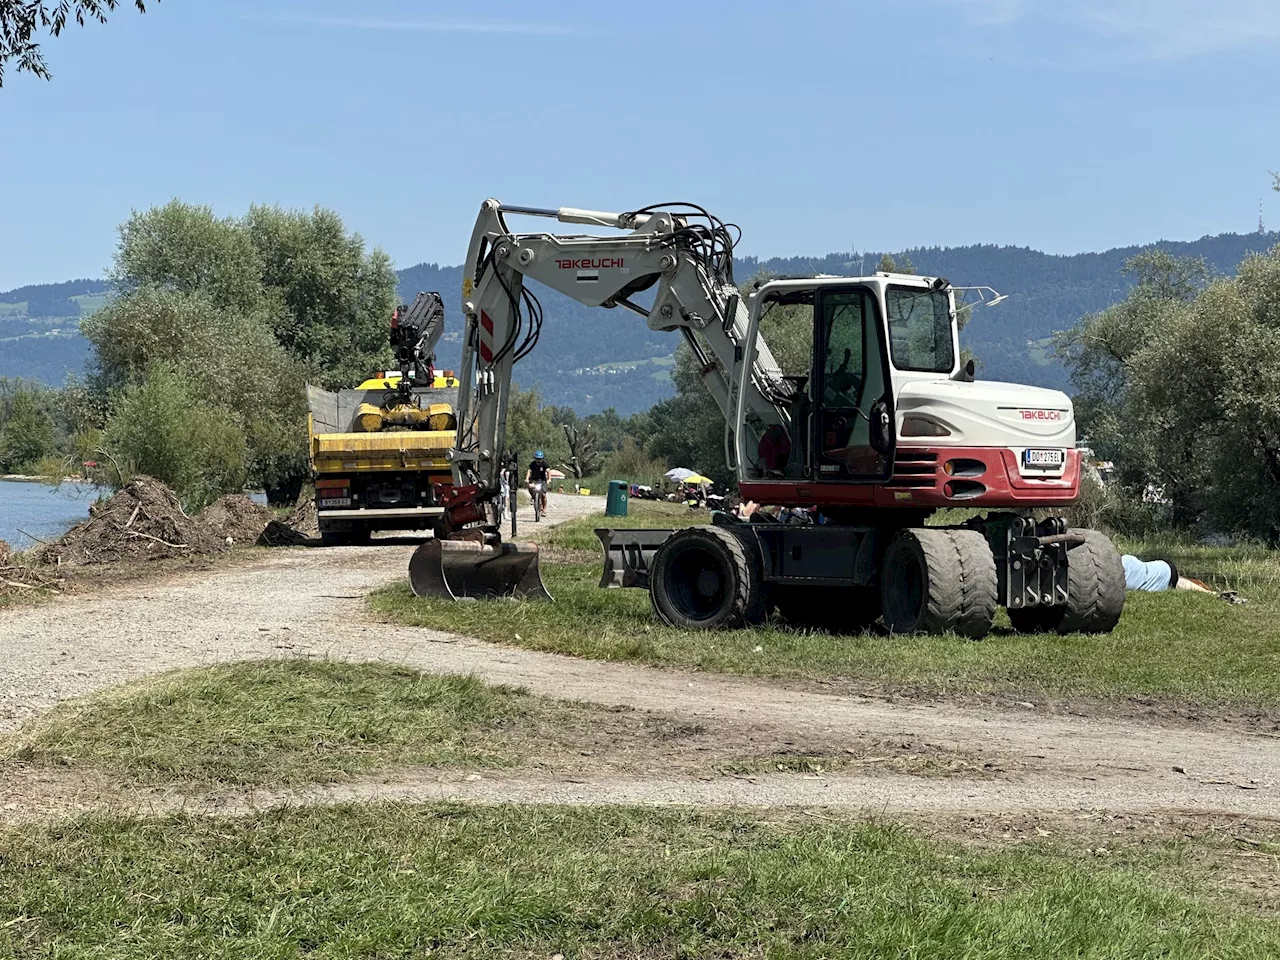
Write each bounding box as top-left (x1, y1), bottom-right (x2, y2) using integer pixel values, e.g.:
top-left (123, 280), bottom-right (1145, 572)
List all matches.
top-left (3, 489), bottom-right (1279, 818)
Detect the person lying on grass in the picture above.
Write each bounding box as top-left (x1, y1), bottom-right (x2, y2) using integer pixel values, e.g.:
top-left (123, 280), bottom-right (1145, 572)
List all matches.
top-left (1121, 555), bottom-right (1214, 593)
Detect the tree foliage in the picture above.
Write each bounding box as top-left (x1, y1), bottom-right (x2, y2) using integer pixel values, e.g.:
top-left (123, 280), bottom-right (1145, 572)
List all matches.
top-left (82, 286), bottom-right (308, 493)
top-left (503, 386), bottom-right (569, 470)
top-left (244, 205), bottom-right (398, 389)
top-left (88, 199), bottom-right (399, 499)
top-left (101, 365), bottom-right (247, 510)
top-left (0, 389), bottom-right (54, 471)
top-left (1059, 247), bottom-right (1280, 539)
top-left (112, 202), bottom-right (264, 313)
top-left (0, 0), bottom-right (152, 86)
top-left (111, 200), bottom-right (396, 390)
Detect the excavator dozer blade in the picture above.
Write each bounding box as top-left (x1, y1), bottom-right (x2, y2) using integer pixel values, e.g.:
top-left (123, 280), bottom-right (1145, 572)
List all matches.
top-left (408, 539), bottom-right (552, 602)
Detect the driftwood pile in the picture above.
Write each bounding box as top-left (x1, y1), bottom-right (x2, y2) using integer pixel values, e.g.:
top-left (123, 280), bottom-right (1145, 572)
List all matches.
top-left (1, 538), bottom-right (66, 594)
top-left (36, 476), bottom-right (228, 566)
top-left (3, 480), bottom-right (321, 597)
top-left (199, 494), bottom-right (274, 545)
top-left (259, 491), bottom-right (318, 546)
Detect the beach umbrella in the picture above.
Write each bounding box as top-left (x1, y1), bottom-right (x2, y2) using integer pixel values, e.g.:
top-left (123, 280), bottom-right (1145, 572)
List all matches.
top-left (664, 467), bottom-right (695, 482)
top-left (684, 474), bottom-right (713, 486)
top-left (548, 469), bottom-right (566, 480)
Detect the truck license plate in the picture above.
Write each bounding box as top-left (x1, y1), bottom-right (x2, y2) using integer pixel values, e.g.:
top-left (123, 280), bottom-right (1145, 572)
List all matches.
top-left (319, 497), bottom-right (352, 508)
top-left (1023, 449), bottom-right (1065, 469)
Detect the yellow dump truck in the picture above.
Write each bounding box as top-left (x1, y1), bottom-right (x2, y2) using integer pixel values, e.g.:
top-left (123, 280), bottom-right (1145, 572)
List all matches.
top-left (306, 371), bottom-right (461, 545)
top-left (305, 291), bottom-right (461, 545)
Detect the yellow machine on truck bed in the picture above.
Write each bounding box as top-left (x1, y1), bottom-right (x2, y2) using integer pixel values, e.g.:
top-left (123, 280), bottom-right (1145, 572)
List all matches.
top-left (306, 292), bottom-right (460, 546)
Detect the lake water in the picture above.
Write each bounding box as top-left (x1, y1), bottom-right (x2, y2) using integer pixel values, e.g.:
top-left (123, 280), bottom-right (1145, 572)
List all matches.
top-left (0, 479), bottom-right (110, 549)
top-left (0, 480), bottom-right (267, 550)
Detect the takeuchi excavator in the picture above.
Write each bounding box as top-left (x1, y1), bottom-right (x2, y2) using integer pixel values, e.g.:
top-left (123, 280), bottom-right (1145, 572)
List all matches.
top-left (407, 199), bottom-right (1125, 638)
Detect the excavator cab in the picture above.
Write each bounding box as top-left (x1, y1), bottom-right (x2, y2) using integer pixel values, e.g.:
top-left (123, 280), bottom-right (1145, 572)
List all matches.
top-left (736, 278), bottom-right (921, 492)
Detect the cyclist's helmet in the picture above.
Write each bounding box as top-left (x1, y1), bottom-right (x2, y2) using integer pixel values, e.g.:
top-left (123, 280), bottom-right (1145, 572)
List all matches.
top-left (535, 450), bottom-right (544, 459)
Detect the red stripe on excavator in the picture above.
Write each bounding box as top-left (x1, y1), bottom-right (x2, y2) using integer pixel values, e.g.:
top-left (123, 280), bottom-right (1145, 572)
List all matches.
top-left (739, 447), bottom-right (1081, 510)
top-left (479, 342), bottom-right (493, 363)
top-left (480, 311), bottom-right (494, 335)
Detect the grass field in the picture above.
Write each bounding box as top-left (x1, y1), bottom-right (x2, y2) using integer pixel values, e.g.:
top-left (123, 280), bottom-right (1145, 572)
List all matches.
top-left (0, 804), bottom-right (1275, 958)
top-left (2, 661), bottom-right (572, 786)
top-left (371, 504), bottom-right (1280, 717)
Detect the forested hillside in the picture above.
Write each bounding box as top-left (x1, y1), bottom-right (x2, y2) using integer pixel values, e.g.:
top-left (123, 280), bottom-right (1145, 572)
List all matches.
top-left (5, 231), bottom-right (1277, 412)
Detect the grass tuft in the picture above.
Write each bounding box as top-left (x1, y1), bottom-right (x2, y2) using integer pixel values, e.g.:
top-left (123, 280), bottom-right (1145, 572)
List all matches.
top-left (3, 661), bottom-right (536, 786)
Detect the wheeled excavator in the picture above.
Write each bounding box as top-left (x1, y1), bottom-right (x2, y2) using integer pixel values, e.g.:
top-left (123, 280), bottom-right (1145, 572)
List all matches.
top-left (407, 200), bottom-right (1126, 638)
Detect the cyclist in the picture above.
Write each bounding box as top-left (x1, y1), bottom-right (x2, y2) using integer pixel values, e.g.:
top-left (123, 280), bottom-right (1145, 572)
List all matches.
top-left (526, 450), bottom-right (550, 518)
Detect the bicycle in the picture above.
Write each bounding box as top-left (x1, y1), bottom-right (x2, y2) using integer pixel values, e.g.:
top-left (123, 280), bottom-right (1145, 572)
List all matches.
top-left (528, 480), bottom-right (547, 523)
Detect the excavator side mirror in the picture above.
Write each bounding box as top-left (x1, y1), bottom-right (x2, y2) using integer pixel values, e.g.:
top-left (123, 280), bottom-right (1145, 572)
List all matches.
top-left (869, 394), bottom-right (893, 455)
top-left (951, 359), bottom-right (975, 383)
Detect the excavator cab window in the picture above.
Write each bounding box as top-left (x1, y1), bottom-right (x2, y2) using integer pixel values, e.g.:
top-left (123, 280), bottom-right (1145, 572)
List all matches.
top-left (812, 287), bottom-right (894, 482)
top-left (886, 286), bottom-right (956, 373)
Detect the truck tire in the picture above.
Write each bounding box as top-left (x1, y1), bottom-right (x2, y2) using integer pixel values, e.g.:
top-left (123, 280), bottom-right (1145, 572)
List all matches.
top-left (881, 528), bottom-right (997, 639)
top-left (772, 585), bottom-right (881, 633)
top-left (1008, 529), bottom-right (1125, 635)
top-left (650, 526), bottom-right (766, 630)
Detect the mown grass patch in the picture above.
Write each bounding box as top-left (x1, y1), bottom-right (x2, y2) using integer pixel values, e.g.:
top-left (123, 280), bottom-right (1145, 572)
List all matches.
top-left (372, 512), bottom-right (1280, 716)
top-left (2, 661), bottom-right (545, 787)
top-left (0, 804), bottom-right (1275, 958)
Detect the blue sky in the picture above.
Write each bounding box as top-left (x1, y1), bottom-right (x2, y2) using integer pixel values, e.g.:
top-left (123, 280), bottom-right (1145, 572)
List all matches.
top-left (2, 0), bottom-right (1279, 289)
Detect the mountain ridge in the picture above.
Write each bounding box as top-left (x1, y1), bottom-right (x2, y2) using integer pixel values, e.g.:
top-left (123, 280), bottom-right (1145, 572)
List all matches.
top-left (4, 230), bottom-right (1276, 413)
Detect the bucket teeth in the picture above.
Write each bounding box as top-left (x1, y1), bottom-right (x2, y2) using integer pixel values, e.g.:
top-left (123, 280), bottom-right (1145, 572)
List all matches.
top-left (408, 539), bottom-right (552, 601)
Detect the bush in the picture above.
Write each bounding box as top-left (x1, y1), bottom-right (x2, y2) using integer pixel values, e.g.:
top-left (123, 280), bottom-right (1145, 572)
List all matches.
top-left (598, 438), bottom-right (669, 488)
top-left (0, 391), bottom-right (55, 473)
top-left (102, 366), bottom-right (248, 510)
top-left (83, 286), bottom-right (307, 491)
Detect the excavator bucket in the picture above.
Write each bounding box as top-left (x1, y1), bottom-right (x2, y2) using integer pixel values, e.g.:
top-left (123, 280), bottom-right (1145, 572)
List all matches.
top-left (408, 539), bottom-right (552, 602)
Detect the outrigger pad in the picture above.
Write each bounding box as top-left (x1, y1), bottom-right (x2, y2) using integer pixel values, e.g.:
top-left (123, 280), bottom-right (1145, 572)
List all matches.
top-left (595, 528), bottom-right (676, 589)
top-left (408, 539), bottom-right (552, 601)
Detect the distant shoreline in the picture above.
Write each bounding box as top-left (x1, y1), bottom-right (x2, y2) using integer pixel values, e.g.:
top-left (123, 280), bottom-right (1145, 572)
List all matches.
top-left (0, 475), bottom-right (94, 484)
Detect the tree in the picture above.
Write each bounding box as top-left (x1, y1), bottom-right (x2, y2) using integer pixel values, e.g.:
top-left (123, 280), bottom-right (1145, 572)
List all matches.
top-left (646, 343), bottom-right (732, 486)
top-left (561, 421), bottom-right (602, 478)
top-left (101, 365), bottom-right (247, 509)
top-left (244, 204), bottom-right (397, 389)
top-left (112, 201), bottom-right (265, 313)
top-left (504, 385), bottom-right (568, 468)
top-left (1, 1), bottom-right (153, 86)
top-left (876, 253), bottom-right (916, 274)
top-left (110, 200), bottom-right (398, 390)
top-left (1056, 246), bottom-right (1280, 539)
top-left (0, 389), bottom-right (54, 471)
top-left (81, 285), bottom-right (308, 491)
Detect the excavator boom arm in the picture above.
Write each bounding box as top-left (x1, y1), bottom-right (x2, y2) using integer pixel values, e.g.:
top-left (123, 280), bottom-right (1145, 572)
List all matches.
top-left (451, 199), bottom-right (786, 489)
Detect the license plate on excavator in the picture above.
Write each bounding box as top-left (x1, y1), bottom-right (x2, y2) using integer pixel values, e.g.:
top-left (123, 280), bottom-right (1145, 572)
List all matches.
top-left (319, 497), bottom-right (352, 508)
top-left (1023, 449), bottom-right (1065, 469)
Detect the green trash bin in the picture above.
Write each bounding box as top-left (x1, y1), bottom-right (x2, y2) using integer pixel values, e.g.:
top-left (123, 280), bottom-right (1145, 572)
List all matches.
top-left (605, 479), bottom-right (629, 517)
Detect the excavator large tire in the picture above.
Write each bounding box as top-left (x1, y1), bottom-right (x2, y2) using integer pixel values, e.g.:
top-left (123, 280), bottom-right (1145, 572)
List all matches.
top-left (771, 585), bottom-right (881, 634)
top-left (649, 526), bottom-right (766, 630)
top-left (1007, 529), bottom-right (1125, 635)
top-left (881, 528), bottom-right (997, 639)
